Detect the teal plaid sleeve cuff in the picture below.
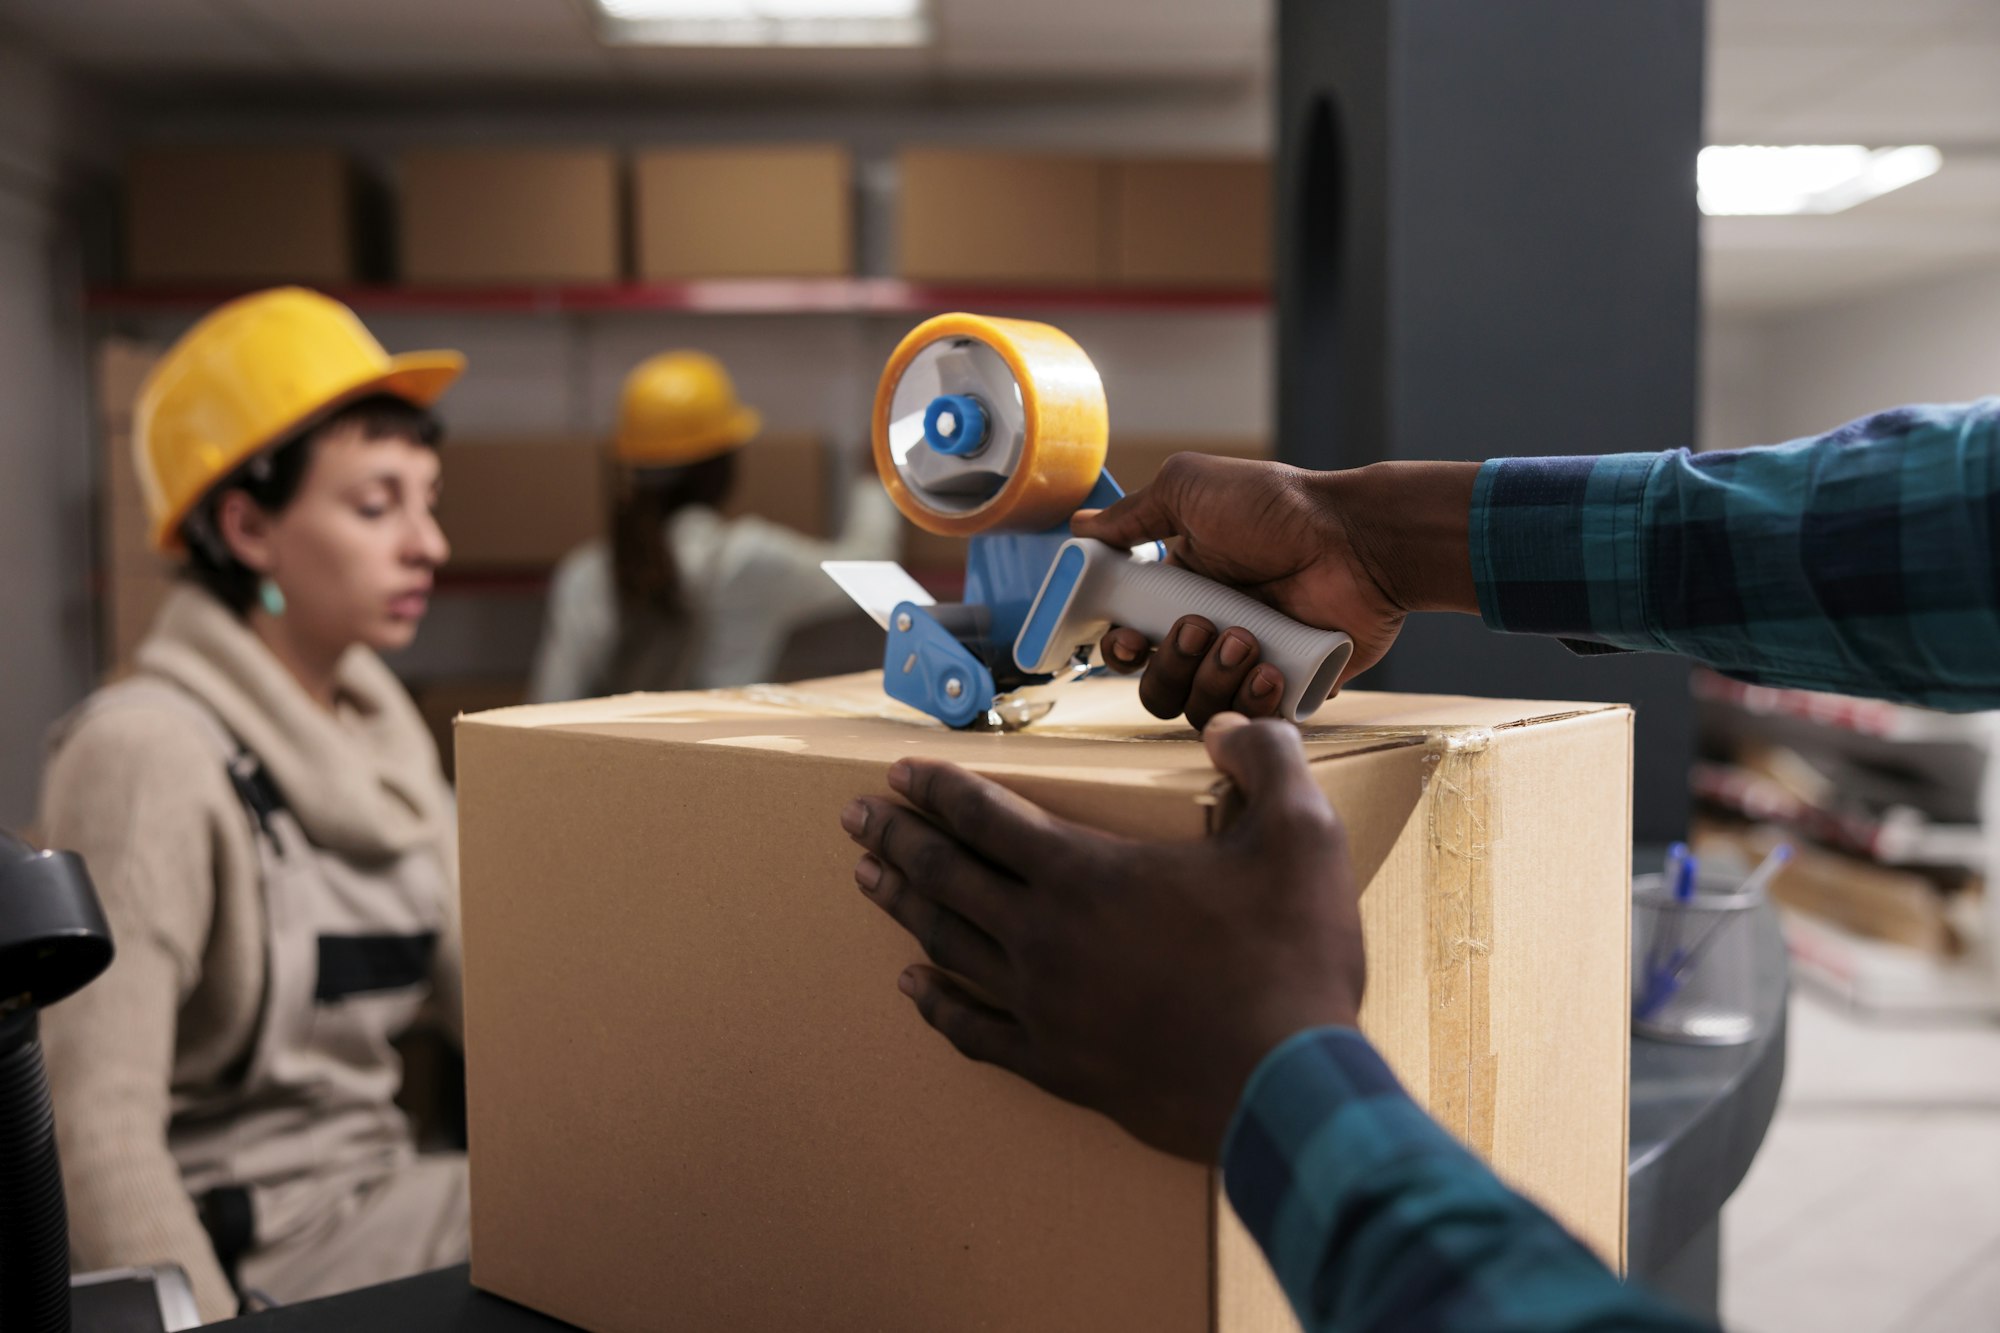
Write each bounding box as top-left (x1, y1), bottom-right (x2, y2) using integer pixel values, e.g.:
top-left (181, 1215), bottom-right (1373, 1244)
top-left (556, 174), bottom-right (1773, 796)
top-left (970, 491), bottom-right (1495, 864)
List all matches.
top-left (1471, 451), bottom-right (1665, 650)
top-left (1221, 1027), bottom-right (1714, 1333)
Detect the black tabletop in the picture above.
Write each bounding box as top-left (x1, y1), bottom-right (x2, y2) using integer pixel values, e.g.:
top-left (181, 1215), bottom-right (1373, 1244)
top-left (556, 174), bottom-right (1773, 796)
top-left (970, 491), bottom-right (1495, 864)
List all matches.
top-left (1626, 898), bottom-right (1788, 1281)
top-left (219, 1266), bottom-right (572, 1332)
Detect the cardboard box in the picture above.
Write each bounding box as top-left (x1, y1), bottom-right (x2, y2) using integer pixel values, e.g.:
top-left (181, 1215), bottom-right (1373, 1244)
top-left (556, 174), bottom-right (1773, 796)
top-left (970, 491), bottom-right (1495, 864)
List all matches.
top-left (896, 520), bottom-right (967, 574)
top-left (125, 147), bottom-right (355, 285)
top-left (1694, 822), bottom-right (1964, 956)
top-left (1108, 158), bottom-right (1271, 287)
top-left (434, 438), bottom-right (606, 570)
top-left (897, 149), bottom-right (1106, 285)
top-left (458, 676), bottom-right (1634, 1332)
top-left (722, 432), bottom-right (829, 538)
top-left (436, 433), bottom-right (830, 571)
top-left (98, 340), bottom-right (164, 436)
top-left (411, 677), bottom-right (527, 783)
top-left (107, 566), bottom-right (175, 675)
top-left (1107, 436), bottom-right (1273, 492)
top-left (98, 341), bottom-right (170, 675)
top-left (102, 421), bottom-right (155, 580)
top-left (634, 144), bottom-right (853, 279)
top-left (399, 148), bottom-right (620, 285)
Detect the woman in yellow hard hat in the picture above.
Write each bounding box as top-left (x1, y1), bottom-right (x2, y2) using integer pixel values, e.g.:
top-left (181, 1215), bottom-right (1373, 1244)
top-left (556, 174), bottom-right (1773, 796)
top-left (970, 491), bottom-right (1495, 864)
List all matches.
top-left (36, 288), bottom-right (470, 1321)
top-left (528, 350), bottom-right (898, 701)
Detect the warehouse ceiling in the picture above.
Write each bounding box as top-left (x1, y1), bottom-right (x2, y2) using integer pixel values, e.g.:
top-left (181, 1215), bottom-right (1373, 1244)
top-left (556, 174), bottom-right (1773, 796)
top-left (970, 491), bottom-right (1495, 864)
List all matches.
top-left (1705, 0), bottom-right (2000, 312)
top-left (4, 0), bottom-right (1999, 315)
top-left (0, 0), bottom-right (1269, 86)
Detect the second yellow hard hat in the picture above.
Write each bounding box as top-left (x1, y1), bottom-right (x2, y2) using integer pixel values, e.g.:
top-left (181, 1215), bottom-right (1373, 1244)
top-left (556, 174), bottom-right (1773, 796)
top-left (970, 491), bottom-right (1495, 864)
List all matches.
top-left (616, 351), bottom-right (762, 468)
top-left (135, 287), bottom-right (465, 554)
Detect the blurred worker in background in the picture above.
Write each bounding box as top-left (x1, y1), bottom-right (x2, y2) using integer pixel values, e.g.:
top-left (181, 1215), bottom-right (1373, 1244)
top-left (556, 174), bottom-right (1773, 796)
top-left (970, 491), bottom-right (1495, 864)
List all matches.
top-left (38, 288), bottom-right (469, 1322)
top-left (529, 350), bottom-right (898, 701)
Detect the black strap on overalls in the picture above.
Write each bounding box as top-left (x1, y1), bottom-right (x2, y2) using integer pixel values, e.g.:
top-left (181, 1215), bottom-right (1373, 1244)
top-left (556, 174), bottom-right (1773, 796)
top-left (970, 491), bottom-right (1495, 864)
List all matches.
top-left (195, 747), bottom-right (287, 1299)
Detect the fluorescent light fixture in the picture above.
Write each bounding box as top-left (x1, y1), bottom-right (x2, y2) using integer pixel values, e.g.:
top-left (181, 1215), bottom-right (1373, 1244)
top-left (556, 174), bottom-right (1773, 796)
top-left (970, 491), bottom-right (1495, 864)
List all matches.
top-left (593, 0), bottom-right (928, 46)
top-left (1698, 144), bottom-right (1942, 216)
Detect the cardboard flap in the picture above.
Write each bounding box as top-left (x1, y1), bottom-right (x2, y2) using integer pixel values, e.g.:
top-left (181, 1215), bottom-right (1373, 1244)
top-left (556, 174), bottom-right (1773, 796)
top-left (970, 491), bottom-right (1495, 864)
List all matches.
top-left (462, 673), bottom-right (1626, 798)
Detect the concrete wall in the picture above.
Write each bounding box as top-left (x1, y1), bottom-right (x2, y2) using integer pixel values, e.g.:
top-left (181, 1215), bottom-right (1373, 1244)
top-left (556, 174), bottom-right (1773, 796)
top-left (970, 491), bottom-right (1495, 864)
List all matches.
top-left (1701, 311), bottom-right (1775, 452)
top-left (1762, 264), bottom-right (2000, 442)
top-left (0, 42), bottom-right (100, 830)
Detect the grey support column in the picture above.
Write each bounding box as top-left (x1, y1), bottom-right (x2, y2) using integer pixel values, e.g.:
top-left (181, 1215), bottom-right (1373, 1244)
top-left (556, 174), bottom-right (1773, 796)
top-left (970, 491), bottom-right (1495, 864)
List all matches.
top-left (1277, 0), bottom-right (1706, 842)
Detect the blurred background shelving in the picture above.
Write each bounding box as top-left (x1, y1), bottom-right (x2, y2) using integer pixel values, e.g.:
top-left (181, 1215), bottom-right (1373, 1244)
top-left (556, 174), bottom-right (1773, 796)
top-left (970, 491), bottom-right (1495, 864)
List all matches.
top-left (1692, 668), bottom-right (2000, 1017)
top-left (80, 136), bottom-right (1283, 752)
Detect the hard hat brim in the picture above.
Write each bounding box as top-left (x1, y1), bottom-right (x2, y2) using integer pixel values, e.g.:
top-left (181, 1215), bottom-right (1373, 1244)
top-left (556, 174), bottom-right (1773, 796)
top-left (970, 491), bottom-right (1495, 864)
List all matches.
top-left (614, 405), bottom-right (762, 468)
top-left (375, 350), bottom-right (467, 408)
top-left (150, 348), bottom-right (467, 554)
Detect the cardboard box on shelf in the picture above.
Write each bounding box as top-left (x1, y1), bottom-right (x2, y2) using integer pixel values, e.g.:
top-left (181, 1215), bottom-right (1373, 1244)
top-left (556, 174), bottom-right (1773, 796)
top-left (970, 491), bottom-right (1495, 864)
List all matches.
top-left (435, 439), bottom-right (605, 571)
top-left (97, 340), bottom-right (164, 435)
top-left (1107, 436), bottom-right (1273, 492)
top-left (897, 149), bottom-right (1106, 285)
top-left (125, 147), bottom-right (355, 286)
top-left (106, 566), bottom-right (176, 675)
top-left (399, 148), bottom-right (620, 285)
top-left (1107, 158), bottom-right (1271, 287)
top-left (104, 441), bottom-right (148, 530)
top-left (101, 436), bottom-right (165, 592)
top-left (437, 432), bottom-right (832, 572)
top-left (98, 343), bottom-right (172, 676)
top-left (896, 520), bottom-right (967, 574)
top-left (634, 144), bottom-right (853, 279)
top-left (722, 432), bottom-right (830, 539)
top-left (893, 440), bottom-right (1271, 576)
top-left (106, 516), bottom-right (162, 588)
top-left (410, 677), bottom-right (528, 783)
top-left (457, 675), bottom-right (1634, 1332)
top-left (1693, 822), bottom-right (1966, 956)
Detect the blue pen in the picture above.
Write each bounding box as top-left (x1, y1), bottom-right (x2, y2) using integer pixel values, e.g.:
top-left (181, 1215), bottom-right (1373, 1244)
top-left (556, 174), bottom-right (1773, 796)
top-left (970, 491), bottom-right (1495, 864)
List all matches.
top-left (1661, 848), bottom-right (1699, 987)
top-left (1640, 845), bottom-right (1688, 1008)
top-left (1638, 844), bottom-right (1695, 1023)
top-left (1675, 848), bottom-right (1698, 904)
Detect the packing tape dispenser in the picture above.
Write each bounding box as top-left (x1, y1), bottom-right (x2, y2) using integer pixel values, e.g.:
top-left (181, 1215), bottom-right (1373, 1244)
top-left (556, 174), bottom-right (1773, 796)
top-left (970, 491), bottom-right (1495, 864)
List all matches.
top-left (823, 313), bottom-right (1353, 730)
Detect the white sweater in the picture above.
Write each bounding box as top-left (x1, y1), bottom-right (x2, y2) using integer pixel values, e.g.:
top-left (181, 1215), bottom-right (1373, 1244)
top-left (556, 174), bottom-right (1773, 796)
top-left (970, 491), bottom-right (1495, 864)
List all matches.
top-left (529, 480), bottom-right (899, 702)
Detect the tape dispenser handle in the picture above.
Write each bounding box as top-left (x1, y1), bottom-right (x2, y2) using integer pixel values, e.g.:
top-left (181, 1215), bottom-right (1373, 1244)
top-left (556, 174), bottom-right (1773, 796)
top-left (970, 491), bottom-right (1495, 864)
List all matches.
top-left (1015, 538), bottom-right (1355, 722)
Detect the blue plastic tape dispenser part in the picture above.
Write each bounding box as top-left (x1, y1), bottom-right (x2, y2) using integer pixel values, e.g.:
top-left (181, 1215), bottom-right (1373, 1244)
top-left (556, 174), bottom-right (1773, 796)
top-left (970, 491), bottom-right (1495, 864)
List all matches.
top-left (882, 601), bottom-right (996, 729)
top-left (882, 471), bottom-right (1140, 729)
top-left (922, 394), bottom-right (988, 457)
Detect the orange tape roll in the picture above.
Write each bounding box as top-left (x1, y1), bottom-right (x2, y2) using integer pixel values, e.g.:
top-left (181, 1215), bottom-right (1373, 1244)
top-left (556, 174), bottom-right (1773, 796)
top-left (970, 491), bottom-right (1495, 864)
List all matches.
top-left (872, 313), bottom-right (1108, 536)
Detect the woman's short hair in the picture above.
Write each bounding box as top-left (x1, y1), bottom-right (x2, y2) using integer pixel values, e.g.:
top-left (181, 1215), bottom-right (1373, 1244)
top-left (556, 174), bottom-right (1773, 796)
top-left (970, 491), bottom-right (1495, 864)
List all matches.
top-left (179, 394), bottom-right (443, 616)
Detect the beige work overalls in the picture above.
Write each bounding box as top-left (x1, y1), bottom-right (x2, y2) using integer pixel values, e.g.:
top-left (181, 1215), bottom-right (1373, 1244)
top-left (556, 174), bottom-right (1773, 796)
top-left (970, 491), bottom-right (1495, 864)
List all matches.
top-left (123, 678), bottom-right (469, 1308)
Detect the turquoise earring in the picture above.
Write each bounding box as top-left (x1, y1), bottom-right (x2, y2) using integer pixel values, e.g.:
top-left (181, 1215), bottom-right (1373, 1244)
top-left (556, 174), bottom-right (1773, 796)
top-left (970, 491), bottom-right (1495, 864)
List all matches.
top-left (258, 578), bottom-right (287, 617)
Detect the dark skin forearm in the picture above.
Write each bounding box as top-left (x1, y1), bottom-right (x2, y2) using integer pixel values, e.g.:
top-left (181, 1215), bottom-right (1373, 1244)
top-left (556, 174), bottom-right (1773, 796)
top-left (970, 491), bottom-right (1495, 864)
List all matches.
top-left (1074, 453), bottom-right (1483, 727)
top-left (1331, 460), bottom-right (1481, 616)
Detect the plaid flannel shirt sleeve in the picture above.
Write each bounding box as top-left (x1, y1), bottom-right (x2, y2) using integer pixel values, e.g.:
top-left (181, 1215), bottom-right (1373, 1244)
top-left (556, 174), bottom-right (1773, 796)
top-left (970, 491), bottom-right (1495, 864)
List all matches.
top-left (1470, 398), bottom-right (2000, 710)
top-left (1222, 1029), bottom-right (1714, 1333)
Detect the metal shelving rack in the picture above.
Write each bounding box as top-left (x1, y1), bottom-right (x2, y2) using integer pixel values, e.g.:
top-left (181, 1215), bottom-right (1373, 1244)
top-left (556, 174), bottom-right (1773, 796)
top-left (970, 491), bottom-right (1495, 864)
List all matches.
top-left (1694, 669), bottom-right (2000, 1018)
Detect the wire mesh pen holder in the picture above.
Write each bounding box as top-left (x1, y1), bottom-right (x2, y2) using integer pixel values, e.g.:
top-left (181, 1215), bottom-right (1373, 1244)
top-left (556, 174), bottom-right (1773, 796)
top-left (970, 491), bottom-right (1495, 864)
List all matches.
top-left (1632, 869), bottom-right (1763, 1046)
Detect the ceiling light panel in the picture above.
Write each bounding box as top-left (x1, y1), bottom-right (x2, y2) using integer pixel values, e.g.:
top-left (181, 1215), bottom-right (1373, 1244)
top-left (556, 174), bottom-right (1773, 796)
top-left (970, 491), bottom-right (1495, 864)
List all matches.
top-left (594, 0), bottom-right (927, 46)
top-left (1698, 144), bottom-right (1943, 216)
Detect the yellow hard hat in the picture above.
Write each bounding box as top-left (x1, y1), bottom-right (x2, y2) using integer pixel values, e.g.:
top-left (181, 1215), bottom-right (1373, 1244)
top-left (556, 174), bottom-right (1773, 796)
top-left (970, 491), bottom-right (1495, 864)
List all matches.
top-left (135, 286), bottom-right (465, 553)
top-left (615, 351), bottom-right (762, 468)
